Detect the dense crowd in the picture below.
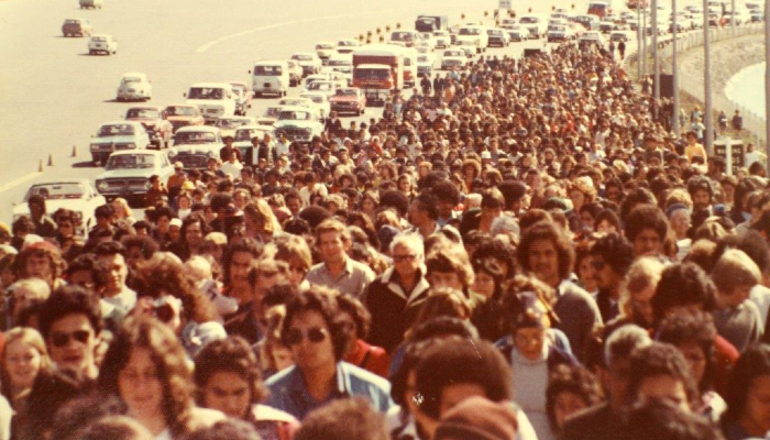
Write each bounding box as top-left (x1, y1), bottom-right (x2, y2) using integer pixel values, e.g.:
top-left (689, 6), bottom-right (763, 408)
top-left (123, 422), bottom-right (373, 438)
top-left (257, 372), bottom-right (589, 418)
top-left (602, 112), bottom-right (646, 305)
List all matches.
top-left (1, 41), bottom-right (770, 440)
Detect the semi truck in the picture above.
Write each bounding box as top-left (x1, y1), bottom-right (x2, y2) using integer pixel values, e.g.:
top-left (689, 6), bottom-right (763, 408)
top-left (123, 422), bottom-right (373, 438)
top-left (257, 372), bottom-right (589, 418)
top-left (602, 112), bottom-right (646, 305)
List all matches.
top-left (352, 44), bottom-right (405, 106)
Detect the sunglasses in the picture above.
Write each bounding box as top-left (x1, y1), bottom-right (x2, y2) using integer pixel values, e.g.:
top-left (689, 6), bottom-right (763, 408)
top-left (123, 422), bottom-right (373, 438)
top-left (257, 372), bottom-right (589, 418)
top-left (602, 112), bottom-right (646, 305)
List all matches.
top-left (51, 330), bottom-right (91, 348)
top-left (285, 327), bottom-right (328, 345)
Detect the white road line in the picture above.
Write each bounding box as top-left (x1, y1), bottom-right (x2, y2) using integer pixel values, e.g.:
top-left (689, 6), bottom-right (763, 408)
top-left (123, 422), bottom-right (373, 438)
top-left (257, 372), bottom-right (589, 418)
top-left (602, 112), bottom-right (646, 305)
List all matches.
top-left (195, 8), bottom-right (404, 53)
top-left (0, 171), bottom-right (43, 195)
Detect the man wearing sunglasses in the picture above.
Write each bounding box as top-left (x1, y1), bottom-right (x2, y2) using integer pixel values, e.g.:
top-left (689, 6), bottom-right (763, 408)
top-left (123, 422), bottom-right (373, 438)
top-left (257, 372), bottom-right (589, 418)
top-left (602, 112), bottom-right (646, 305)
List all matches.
top-left (590, 233), bottom-right (635, 323)
top-left (266, 288), bottom-right (392, 420)
top-left (24, 285), bottom-right (103, 439)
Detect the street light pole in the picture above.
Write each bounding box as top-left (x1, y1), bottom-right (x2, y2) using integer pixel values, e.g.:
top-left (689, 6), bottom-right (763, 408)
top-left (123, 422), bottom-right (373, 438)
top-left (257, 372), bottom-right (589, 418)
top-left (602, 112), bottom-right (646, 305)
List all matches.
top-left (637, 5), bottom-right (642, 79)
top-left (642, 6), bottom-right (647, 77)
top-left (652, 0), bottom-right (660, 114)
top-left (766, 0), bottom-right (770, 171)
top-left (703, 0), bottom-right (714, 153)
top-left (672, 0), bottom-right (679, 135)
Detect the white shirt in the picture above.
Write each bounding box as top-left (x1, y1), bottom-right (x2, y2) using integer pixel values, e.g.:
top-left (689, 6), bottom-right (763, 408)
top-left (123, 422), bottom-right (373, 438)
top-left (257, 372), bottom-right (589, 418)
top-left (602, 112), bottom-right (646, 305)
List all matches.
top-left (220, 160), bottom-right (244, 179)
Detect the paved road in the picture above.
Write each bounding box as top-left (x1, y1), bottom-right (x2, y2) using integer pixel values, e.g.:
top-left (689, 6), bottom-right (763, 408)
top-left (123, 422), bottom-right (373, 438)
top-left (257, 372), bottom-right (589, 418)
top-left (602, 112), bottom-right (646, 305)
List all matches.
top-left (0, 0), bottom-right (646, 221)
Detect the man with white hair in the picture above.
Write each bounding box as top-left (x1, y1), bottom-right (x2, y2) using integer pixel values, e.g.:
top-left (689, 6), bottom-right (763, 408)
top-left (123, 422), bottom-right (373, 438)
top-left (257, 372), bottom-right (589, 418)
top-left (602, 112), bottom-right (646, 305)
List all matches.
top-left (363, 232), bottom-right (429, 353)
top-left (561, 325), bottom-right (652, 440)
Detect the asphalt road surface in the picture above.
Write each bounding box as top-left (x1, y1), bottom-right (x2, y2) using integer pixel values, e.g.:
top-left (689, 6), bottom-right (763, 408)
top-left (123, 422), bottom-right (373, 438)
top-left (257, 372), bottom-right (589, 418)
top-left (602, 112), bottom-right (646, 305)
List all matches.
top-left (0, 0), bottom-right (666, 221)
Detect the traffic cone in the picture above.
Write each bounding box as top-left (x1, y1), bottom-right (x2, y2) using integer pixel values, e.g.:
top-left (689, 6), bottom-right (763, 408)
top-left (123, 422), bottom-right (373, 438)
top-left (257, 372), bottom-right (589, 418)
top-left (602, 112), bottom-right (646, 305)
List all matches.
top-left (38, 160), bottom-right (44, 172)
top-left (72, 145), bottom-right (77, 157)
top-left (48, 154), bottom-right (53, 166)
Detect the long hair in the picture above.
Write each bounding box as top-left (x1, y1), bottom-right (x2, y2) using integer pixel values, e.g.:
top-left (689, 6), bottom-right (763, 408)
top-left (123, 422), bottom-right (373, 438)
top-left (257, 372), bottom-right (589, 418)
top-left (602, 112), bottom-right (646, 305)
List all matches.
top-left (98, 316), bottom-right (194, 438)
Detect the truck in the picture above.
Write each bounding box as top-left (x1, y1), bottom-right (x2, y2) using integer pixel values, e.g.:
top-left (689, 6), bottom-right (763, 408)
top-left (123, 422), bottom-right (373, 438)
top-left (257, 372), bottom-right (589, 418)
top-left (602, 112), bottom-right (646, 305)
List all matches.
top-left (415, 15), bottom-right (449, 32)
top-left (588, 0), bottom-right (615, 18)
top-left (352, 44), bottom-right (405, 106)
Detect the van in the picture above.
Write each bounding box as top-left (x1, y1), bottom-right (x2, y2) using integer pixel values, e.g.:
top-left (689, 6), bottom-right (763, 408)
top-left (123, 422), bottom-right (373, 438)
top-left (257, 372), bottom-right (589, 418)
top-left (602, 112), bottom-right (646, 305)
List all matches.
top-left (79, 0), bottom-right (103, 9)
top-left (184, 83), bottom-right (236, 123)
top-left (250, 60), bottom-right (289, 97)
top-left (455, 25), bottom-right (488, 52)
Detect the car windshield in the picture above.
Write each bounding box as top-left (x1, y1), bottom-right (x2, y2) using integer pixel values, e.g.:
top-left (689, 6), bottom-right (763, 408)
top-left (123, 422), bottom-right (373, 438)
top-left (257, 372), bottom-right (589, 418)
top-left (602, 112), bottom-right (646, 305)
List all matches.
top-left (459, 28), bottom-right (480, 35)
top-left (338, 40), bottom-right (354, 46)
top-left (123, 77), bottom-right (142, 84)
top-left (328, 59), bottom-right (351, 66)
top-left (354, 69), bottom-right (390, 80)
top-left (92, 36), bottom-right (107, 42)
top-left (106, 154), bottom-right (156, 170)
top-left (98, 124), bottom-right (135, 137)
top-left (26, 183), bottom-right (87, 201)
top-left (294, 54), bottom-right (313, 61)
top-left (175, 131), bottom-right (216, 144)
top-left (308, 82), bottom-right (332, 91)
top-left (188, 87), bottom-right (225, 100)
top-left (166, 106), bottom-right (197, 116)
top-left (520, 17), bottom-right (539, 23)
top-left (264, 107), bottom-right (281, 117)
top-left (254, 65), bottom-right (283, 75)
top-left (278, 111), bottom-right (311, 121)
top-left (336, 89), bottom-right (358, 97)
top-left (487, 30), bottom-right (501, 35)
top-left (215, 119), bottom-right (248, 129)
top-left (445, 51), bottom-right (462, 57)
top-left (391, 32), bottom-right (413, 40)
top-left (126, 108), bottom-right (160, 119)
top-left (316, 44), bottom-right (333, 49)
top-left (418, 56), bottom-right (430, 62)
top-left (304, 96), bottom-right (323, 103)
top-left (235, 129), bottom-right (265, 141)
top-left (65, 19), bottom-right (80, 24)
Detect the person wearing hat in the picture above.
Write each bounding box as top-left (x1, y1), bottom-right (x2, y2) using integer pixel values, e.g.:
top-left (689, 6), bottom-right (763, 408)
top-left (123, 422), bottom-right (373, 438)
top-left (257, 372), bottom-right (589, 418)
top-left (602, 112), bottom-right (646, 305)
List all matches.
top-left (434, 397), bottom-right (520, 440)
top-left (497, 276), bottom-right (578, 440)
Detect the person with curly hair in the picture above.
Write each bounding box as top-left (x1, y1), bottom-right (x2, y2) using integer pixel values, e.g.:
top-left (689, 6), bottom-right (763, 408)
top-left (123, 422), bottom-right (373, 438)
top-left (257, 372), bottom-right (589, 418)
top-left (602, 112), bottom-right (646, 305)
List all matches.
top-left (98, 316), bottom-right (225, 439)
top-left (545, 365), bottom-right (603, 434)
top-left (194, 336), bottom-right (298, 440)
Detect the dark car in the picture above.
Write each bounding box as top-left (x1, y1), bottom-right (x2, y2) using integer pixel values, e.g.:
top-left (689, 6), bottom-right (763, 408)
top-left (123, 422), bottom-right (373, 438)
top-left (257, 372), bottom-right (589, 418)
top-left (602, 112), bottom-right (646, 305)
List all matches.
top-left (62, 18), bottom-right (93, 37)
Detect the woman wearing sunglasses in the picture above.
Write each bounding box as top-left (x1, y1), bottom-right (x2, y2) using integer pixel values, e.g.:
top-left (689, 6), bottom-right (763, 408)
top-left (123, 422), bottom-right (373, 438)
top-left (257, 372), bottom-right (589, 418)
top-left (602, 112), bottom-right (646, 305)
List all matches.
top-left (265, 287), bottom-right (393, 420)
top-left (98, 316), bottom-right (225, 440)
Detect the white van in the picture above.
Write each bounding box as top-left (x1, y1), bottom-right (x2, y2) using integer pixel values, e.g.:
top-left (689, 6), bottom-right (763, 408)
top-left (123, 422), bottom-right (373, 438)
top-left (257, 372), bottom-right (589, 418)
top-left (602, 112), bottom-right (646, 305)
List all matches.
top-left (250, 60), bottom-right (289, 97)
top-left (455, 24), bottom-right (488, 53)
top-left (184, 83), bottom-right (236, 123)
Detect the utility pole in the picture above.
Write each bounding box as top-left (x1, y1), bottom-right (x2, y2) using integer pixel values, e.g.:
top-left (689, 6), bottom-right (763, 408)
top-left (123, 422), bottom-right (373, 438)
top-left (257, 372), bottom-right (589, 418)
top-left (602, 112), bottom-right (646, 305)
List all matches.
top-left (637, 5), bottom-right (642, 79)
top-left (672, 0), bottom-right (680, 135)
top-left (642, 6), bottom-right (647, 77)
top-left (703, 0), bottom-right (714, 153)
top-left (652, 0), bottom-right (660, 116)
top-left (766, 0), bottom-right (770, 171)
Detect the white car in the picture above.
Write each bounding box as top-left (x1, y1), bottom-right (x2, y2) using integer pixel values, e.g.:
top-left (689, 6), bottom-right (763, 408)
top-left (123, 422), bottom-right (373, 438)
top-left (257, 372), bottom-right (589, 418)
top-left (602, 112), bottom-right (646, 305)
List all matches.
top-left (441, 56), bottom-right (465, 70)
top-left (214, 116), bottom-right (256, 139)
top-left (89, 121), bottom-right (151, 164)
top-left (259, 105), bottom-right (284, 126)
top-left (455, 25), bottom-right (488, 52)
top-left (336, 39), bottom-right (361, 54)
top-left (184, 82), bottom-right (237, 124)
top-left (417, 53), bottom-right (435, 78)
top-left (519, 15), bottom-right (548, 39)
top-left (233, 124), bottom-right (275, 162)
top-left (13, 180), bottom-right (106, 234)
top-left (416, 32), bottom-right (436, 50)
top-left (116, 72), bottom-right (152, 102)
top-left (506, 26), bottom-right (528, 42)
top-left (304, 80), bottom-right (337, 99)
top-left (169, 126), bottom-right (224, 170)
top-left (433, 30), bottom-right (450, 48)
top-left (278, 97), bottom-right (323, 121)
top-left (95, 151), bottom-right (175, 202)
top-left (88, 34), bottom-right (118, 55)
top-left (315, 41), bottom-right (336, 63)
top-left (299, 92), bottom-right (331, 121)
top-left (486, 28), bottom-right (510, 47)
top-left (286, 59), bottom-right (303, 86)
top-left (272, 106), bottom-right (324, 144)
top-left (291, 52), bottom-right (323, 77)
top-left (578, 31), bottom-right (605, 46)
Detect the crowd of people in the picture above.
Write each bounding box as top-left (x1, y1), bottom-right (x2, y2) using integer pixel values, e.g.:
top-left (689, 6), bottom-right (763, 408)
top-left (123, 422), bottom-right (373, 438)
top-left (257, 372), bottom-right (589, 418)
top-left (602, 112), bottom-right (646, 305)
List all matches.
top-left (1, 39), bottom-right (770, 440)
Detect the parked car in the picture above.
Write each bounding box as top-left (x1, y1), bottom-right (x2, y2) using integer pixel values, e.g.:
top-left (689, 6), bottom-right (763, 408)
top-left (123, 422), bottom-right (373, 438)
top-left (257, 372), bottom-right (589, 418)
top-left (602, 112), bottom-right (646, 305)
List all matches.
top-left (233, 125), bottom-right (275, 163)
top-left (291, 52), bottom-right (323, 77)
top-left (486, 28), bottom-right (510, 47)
top-left (79, 0), bottom-right (103, 9)
top-left (329, 87), bottom-right (366, 116)
top-left (336, 39), bottom-right (361, 54)
top-left (164, 104), bottom-right (205, 132)
top-left (89, 121), bottom-right (151, 164)
top-left (62, 18), bottom-right (92, 37)
top-left (13, 180), bottom-right (106, 235)
top-left (214, 116), bottom-right (256, 139)
top-left (125, 106), bottom-right (173, 149)
top-left (286, 59), bottom-right (304, 86)
top-left (229, 81), bottom-right (252, 116)
top-left (299, 92), bottom-right (331, 121)
top-left (169, 126), bottom-right (224, 170)
top-left (315, 41), bottom-right (336, 64)
top-left (95, 151), bottom-right (174, 203)
top-left (258, 105), bottom-right (284, 126)
top-left (184, 82), bottom-right (237, 124)
top-left (88, 34), bottom-right (118, 55)
top-left (272, 106), bottom-right (324, 144)
top-left (116, 72), bottom-right (152, 102)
